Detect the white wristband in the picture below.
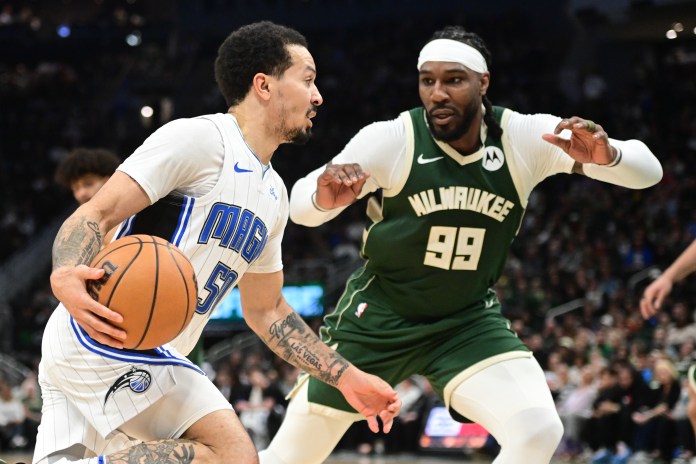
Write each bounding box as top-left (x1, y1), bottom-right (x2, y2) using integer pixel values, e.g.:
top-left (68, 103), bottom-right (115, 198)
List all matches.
top-left (311, 191), bottom-right (331, 212)
top-left (605, 146), bottom-right (622, 167)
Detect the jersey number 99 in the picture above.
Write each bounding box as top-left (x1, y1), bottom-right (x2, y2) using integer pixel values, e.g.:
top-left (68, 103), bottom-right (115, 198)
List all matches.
top-left (424, 226), bottom-right (485, 270)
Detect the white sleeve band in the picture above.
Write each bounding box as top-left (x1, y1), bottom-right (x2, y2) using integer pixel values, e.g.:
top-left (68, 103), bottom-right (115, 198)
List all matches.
top-left (581, 139), bottom-right (662, 189)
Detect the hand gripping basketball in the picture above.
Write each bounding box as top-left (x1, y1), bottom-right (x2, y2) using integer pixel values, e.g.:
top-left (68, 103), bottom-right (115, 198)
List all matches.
top-left (88, 235), bottom-right (198, 349)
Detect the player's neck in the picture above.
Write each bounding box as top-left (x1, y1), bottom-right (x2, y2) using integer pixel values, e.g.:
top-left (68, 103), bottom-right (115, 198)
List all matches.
top-left (228, 106), bottom-right (277, 165)
top-left (449, 120), bottom-right (484, 156)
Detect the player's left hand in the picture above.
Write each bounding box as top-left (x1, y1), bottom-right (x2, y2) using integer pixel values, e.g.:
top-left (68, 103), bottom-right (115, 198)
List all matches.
top-left (315, 162), bottom-right (370, 209)
top-left (542, 116), bottom-right (617, 165)
top-left (337, 366), bottom-right (401, 433)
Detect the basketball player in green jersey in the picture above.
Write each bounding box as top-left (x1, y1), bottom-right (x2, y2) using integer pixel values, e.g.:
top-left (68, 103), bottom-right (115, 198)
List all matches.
top-left (641, 240), bottom-right (696, 456)
top-left (259, 25), bottom-right (662, 464)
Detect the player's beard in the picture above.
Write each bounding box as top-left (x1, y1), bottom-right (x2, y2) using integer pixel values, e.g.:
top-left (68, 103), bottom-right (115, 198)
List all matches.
top-left (286, 126), bottom-right (311, 145)
top-left (426, 99), bottom-right (479, 143)
top-left (280, 106), bottom-right (315, 145)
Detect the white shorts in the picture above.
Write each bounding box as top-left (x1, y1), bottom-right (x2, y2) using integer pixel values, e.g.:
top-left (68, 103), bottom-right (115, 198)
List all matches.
top-left (33, 306), bottom-right (232, 463)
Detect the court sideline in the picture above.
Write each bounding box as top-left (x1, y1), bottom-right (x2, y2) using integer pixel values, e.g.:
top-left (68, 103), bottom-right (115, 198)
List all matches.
top-left (0, 451), bottom-right (570, 464)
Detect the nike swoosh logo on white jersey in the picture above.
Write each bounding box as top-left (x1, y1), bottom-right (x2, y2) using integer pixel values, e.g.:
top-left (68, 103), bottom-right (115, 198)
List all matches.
top-left (234, 162), bottom-right (253, 173)
top-left (417, 154), bottom-right (444, 164)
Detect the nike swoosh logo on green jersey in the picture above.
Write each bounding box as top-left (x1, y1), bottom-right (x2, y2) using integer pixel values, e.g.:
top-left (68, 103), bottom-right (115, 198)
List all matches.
top-left (417, 154), bottom-right (444, 164)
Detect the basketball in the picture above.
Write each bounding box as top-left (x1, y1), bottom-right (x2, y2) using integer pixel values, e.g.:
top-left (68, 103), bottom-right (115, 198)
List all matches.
top-left (87, 234), bottom-right (198, 350)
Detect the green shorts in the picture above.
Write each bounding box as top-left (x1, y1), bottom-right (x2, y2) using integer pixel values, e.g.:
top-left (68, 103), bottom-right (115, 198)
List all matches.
top-left (307, 268), bottom-right (529, 414)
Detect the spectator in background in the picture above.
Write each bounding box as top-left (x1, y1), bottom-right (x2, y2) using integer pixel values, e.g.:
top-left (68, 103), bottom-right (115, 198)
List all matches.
top-left (622, 229), bottom-right (654, 274)
top-left (53, 147), bottom-right (123, 248)
top-left (234, 366), bottom-right (285, 450)
top-left (383, 376), bottom-right (426, 454)
top-left (0, 378), bottom-right (26, 451)
top-left (54, 148), bottom-right (121, 205)
top-left (19, 366), bottom-right (42, 451)
top-left (556, 365), bottom-right (597, 460)
top-left (631, 358), bottom-right (681, 462)
top-left (582, 366), bottom-right (622, 463)
top-left (613, 361), bottom-right (653, 463)
top-left (665, 302), bottom-right (696, 352)
top-left (213, 364), bottom-right (244, 406)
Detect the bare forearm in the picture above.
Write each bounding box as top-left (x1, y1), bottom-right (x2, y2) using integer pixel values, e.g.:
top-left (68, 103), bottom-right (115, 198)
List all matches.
top-left (254, 311), bottom-right (349, 386)
top-left (52, 214), bottom-right (104, 270)
top-left (663, 239), bottom-right (696, 283)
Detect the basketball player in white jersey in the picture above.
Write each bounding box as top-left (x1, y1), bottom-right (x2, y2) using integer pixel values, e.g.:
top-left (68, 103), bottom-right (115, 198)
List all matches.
top-left (34, 21), bottom-right (400, 464)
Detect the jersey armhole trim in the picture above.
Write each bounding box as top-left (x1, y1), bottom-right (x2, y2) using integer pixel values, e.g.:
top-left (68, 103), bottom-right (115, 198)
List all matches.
top-left (383, 112), bottom-right (414, 198)
top-left (185, 114), bottom-right (232, 207)
top-left (500, 109), bottom-right (528, 209)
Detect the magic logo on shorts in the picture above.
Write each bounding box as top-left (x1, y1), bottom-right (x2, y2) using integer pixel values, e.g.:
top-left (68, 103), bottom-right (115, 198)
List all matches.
top-left (104, 367), bottom-right (152, 405)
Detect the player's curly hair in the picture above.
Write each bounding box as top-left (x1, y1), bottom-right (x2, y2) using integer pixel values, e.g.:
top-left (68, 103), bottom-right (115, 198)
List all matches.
top-left (54, 148), bottom-right (121, 188)
top-left (429, 26), bottom-right (503, 139)
top-left (215, 21), bottom-right (308, 107)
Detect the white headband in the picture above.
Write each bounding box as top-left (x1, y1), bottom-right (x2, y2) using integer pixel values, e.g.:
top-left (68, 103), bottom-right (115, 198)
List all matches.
top-left (417, 39), bottom-right (488, 74)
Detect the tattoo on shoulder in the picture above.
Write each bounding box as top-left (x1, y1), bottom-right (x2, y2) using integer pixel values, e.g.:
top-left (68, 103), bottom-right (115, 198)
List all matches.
top-left (106, 439), bottom-right (195, 463)
top-left (267, 312), bottom-right (349, 386)
top-left (52, 217), bottom-right (103, 269)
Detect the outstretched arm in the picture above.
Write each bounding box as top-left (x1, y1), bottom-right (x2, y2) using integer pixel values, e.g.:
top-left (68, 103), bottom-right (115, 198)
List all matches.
top-left (239, 271), bottom-right (401, 433)
top-left (640, 239), bottom-right (696, 318)
top-left (542, 116), bottom-right (662, 189)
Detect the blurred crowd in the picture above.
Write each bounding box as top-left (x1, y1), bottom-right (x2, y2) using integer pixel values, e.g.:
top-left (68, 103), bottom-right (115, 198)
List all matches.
top-left (2, 0), bottom-right (696, 462)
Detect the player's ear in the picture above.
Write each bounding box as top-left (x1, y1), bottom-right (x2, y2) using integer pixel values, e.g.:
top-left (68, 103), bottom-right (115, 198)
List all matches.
top-left (479, 72), bottom-right (490, 96)
top-left (252, 73), bottom-right (272, 101)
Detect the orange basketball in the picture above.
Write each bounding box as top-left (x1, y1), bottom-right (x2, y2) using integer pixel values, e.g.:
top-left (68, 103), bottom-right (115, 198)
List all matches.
top-left (87, 234), bottom-right (198, 350)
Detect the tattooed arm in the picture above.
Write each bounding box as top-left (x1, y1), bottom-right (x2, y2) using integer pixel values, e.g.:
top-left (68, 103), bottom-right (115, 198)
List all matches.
top-left (238, 271), bottom-right (401, 433)
top-left (50, 171), bottom-right (151, 348)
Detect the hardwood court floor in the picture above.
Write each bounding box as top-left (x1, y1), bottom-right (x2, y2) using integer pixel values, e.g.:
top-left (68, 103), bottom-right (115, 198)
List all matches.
top-left (1, 451), bottom-right (572, 463)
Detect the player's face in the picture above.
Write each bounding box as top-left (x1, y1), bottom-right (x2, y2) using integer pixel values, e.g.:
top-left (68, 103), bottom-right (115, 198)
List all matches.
top-left (274, 45), bottom-right (323, 145)
top-left (71, 174), bottom-right (110, 205)
top-left (418, 61), bottom-right (489, 143)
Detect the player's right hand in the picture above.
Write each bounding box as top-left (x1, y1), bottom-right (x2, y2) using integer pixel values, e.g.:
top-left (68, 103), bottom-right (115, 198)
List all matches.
top-left (315, 162), bottom-right (370, 209)
top-left (50, 264), bottom-right (127, 348)
top-left (336, 365), bottom-right (401, 434)
top-left (639, 275), bottom-right (673, 320)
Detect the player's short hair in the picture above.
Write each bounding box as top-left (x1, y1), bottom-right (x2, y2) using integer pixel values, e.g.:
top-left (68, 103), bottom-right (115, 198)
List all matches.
top-left (54, 148), bottom-right (121, 188)
top-left (214, 21), bottom-right (308, 107)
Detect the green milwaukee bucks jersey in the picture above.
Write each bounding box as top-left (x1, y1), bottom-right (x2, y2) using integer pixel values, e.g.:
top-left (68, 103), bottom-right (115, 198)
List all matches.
top-left (361, 106), bottom-right (524, 319)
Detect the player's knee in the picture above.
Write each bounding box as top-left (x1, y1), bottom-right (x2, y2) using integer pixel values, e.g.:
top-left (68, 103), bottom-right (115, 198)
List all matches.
top-left (506, 407), bottom-right (563, 453)
top-left (181, 410), bottom-right (258, 464)
top-left (198, 439), bottom-right (257, 464)
top-left (226, 443), bottom-right (259, 464)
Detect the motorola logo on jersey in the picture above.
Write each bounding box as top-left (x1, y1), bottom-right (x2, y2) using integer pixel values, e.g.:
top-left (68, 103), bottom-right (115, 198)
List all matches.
top-left (198, 202), bottom-right (268, 263)
top-left (482, 146), bottom-right (505, 171)
top-left (104, 367), bottom-right (152, 406)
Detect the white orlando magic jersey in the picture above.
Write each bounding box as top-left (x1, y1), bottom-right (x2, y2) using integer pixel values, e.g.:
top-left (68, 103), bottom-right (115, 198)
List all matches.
top-left (114, 113), bottom-right (288, 355)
